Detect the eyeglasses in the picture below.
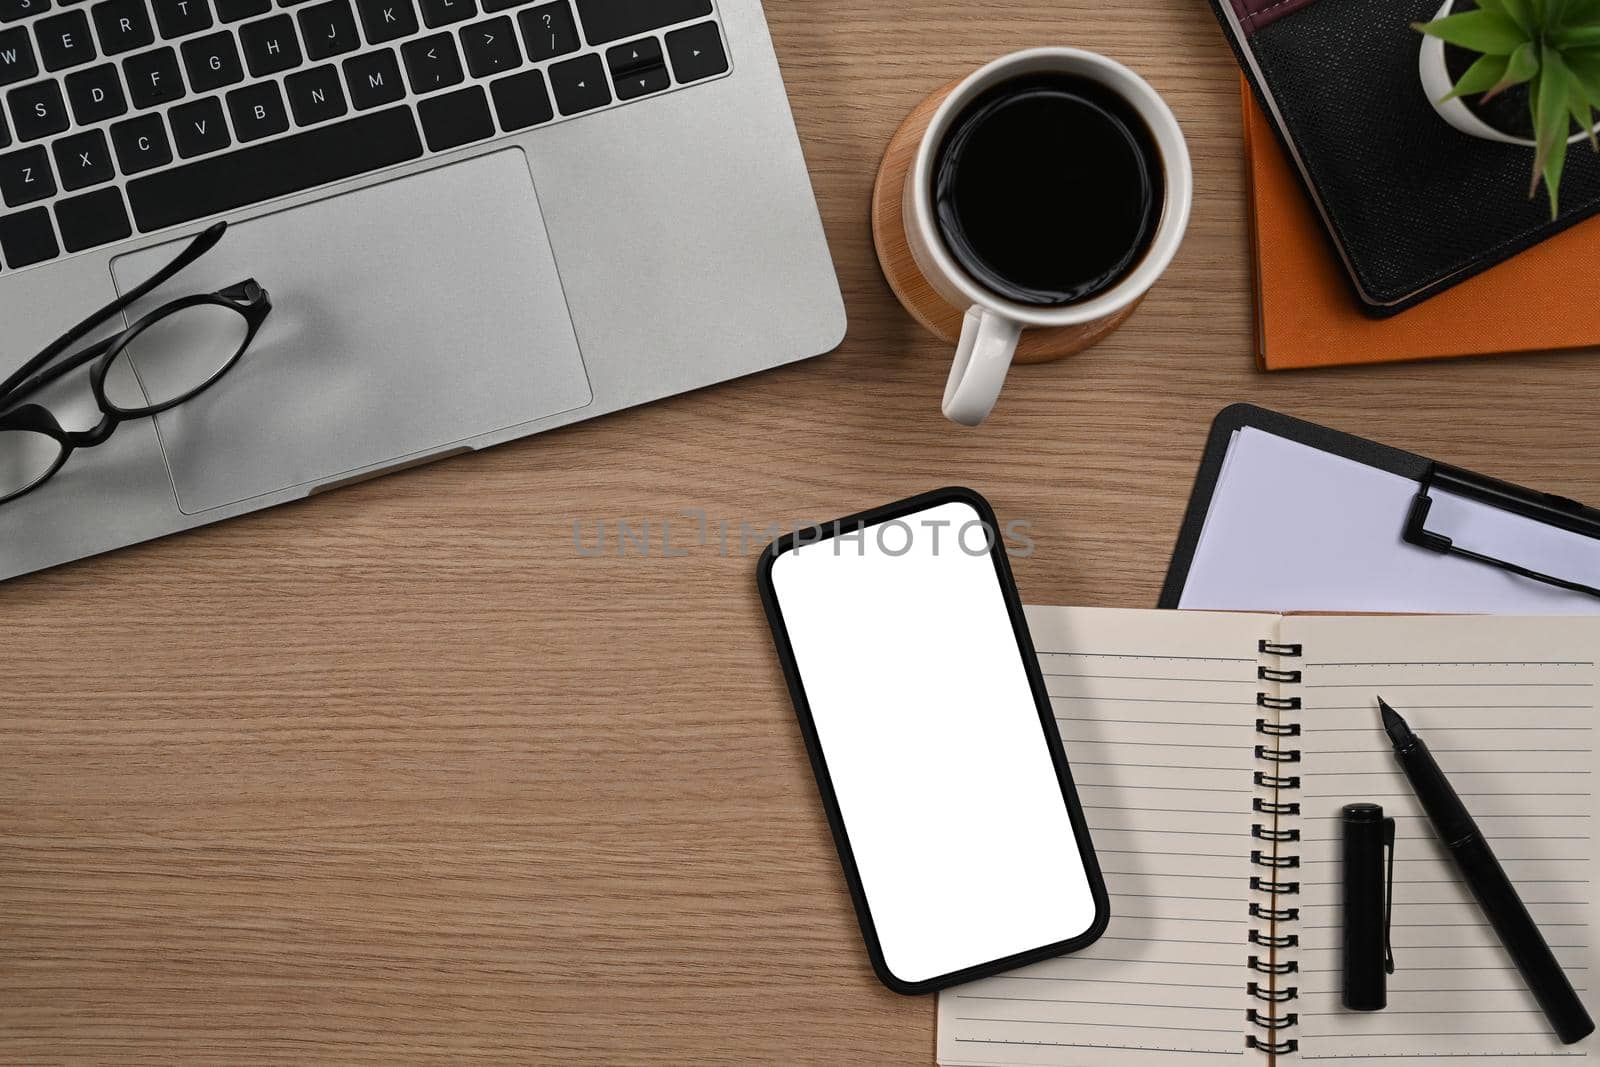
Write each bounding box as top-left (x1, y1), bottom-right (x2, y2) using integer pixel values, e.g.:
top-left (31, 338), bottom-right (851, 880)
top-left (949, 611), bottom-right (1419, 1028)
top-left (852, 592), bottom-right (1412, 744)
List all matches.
top-left (0, 222), bottom-right (270, 508)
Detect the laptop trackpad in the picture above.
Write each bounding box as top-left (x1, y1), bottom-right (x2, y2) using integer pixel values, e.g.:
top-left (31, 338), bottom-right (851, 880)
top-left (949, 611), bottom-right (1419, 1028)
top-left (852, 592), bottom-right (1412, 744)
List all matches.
top-left (108, 149), bottom-right (592, 514)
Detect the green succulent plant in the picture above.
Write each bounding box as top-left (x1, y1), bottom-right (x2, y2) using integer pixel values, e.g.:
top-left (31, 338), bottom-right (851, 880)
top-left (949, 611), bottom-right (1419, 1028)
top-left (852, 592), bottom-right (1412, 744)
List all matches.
top-left (1415, 0), bottom-right (1600, 217)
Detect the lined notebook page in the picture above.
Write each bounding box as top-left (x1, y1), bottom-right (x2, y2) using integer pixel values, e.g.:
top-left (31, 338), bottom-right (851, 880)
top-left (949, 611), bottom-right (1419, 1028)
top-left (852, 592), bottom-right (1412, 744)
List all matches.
top-left (937, 606), bottom-right (1274, 1067)
top-left (1286, 615), bottom-right (1600, 1064)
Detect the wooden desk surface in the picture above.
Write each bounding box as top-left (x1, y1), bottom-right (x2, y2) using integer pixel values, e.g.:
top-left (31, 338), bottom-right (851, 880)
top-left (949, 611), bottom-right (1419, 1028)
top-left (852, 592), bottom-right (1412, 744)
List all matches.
top-left (7, 1), bottom-right (1599, 1062)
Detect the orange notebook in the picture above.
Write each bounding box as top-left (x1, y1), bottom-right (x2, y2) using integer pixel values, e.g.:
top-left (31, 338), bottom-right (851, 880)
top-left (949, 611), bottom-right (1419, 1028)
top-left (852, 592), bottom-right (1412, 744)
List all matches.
top-left (1243, 78), bottom-right (1600, 370)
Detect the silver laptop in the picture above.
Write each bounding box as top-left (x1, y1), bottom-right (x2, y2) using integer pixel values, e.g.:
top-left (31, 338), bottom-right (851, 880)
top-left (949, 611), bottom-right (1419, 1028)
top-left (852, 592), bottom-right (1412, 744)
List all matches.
top-left (0, 0), bottom-right (843, 581)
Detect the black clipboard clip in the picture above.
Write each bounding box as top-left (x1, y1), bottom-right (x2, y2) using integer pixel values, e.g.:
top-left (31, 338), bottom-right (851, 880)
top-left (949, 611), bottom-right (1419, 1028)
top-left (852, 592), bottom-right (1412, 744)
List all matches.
top-left (1403, 464), bottom-right (1600, 601)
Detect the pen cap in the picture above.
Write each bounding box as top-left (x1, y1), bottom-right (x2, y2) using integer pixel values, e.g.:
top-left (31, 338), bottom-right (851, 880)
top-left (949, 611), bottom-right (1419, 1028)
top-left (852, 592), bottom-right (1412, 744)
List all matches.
top-left (1342, 803), bottom-right (1395, 1012)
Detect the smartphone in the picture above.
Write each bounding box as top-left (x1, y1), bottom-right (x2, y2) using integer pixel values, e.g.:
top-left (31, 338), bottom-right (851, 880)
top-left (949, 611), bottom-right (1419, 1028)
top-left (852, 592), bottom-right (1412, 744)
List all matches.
top-left (757, 487), bottom-right (1107, 995)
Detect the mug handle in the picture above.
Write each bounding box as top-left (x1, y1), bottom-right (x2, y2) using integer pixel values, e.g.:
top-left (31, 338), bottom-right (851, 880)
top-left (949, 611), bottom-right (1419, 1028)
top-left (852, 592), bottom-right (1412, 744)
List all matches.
top-left (942, 307), bottom-right (1023, 427)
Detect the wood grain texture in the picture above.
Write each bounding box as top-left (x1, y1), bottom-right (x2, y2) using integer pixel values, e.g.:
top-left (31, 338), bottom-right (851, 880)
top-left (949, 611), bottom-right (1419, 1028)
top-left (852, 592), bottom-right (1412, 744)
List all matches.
top-left (870, 78), bottom-right (1143, 362)
top-left (5, 2), bottom-right (1599, 1063)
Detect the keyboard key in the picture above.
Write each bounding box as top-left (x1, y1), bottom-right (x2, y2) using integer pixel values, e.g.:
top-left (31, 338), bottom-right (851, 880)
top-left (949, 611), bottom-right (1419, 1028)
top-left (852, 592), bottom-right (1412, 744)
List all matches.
top-left (0, 27), bottom-right (38, 85)
top-left (516, 1), bottom-right (573, 62)
top-left (353, 0), bottom-right (411, 42)
top-left (168, 93), bottom-right (226, 154)
top-left (297, 0), bottom-right (354, 59)
top-left (284, 62), bottom-right (342, 123)
top-left (612, 61), bottom-right (664, 101)
top-left (124, 45), bottom-right (183, 106)
top-left (36, 9), bottom-right (94, 69)
top-left (401, 32), bottom-right (458, 93)
top-left (489, 67), bottom-right (547, 130)
top-left (575, 0), bottom-right (705, 45)
top-left (55, 186), bottom-right (129, 250)
top-left (152, 0), bottom-right (210, 36)
top-left (65, 62), bottom-right (125, 120)
top-left (479, 0), bottom-right (527, 12)
top-left (9, 80), bottom-right (69, 139)
top-left (109, 111), bottom-right (170, 171)
top-left (341, 48), bottom-right (399, 109)
top-left (416, 82), bottom-right (487, 151)
top-left (417, 0), bottom-right (468, 27)
top-left (0, 0), bottom-right (49, 22)
top-left (0, 109), bottom-right (7, 146)
top-left (92, 0), bottom-right (154, 54)
top-left (604, 34), bottom-right (654, 76)
top-left (0, 206), bottom-right (57, 266)
top-left (665, 21), bottom-right (723, 83)
top-left (127, 105), bottom-right (420, 229)
top-left (460, 15), bottom-right (514, 77)
top-left (180, 29), bottom-right (240, 89)
top-left (547, 50), bottom-right (603, 114)
top-left (225, 79), bottom-right (285, 139)
top-left (214, 0), bottom-right (266, 20)
top-left (0, 143), bottom-right (52, 203)
top-left (239, 13), bottom-right (299, 75)
top-left (51, 126), bottom-right (112, 188)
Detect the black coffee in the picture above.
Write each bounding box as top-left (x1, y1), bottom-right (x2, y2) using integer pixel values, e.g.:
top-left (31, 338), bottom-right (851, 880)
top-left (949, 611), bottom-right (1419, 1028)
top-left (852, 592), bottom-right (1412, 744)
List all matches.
top-left (933, 74), bottom-right (1164, 307)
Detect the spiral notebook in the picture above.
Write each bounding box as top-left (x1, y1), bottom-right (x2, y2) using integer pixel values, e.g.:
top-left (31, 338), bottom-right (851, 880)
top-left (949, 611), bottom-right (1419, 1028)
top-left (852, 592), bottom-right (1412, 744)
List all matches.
top-left (936, 606), bottom-right (1600, 1066)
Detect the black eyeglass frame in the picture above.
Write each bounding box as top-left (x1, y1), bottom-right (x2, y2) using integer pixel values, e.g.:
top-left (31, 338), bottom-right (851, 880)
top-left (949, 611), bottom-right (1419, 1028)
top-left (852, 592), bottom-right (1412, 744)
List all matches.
top-left (0, 222), bottom-right (271, 507)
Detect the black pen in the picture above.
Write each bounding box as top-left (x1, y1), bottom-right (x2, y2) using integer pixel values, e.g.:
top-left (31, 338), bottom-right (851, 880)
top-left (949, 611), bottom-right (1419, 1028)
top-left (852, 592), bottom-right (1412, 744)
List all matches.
top-left (1379, 697), bottom-right (1594, 1044)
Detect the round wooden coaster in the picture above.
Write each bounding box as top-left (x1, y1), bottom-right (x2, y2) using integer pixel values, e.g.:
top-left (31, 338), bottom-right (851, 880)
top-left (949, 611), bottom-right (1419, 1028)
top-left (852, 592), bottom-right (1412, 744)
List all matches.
top-left (870, 81), bottom-right (1142, 365)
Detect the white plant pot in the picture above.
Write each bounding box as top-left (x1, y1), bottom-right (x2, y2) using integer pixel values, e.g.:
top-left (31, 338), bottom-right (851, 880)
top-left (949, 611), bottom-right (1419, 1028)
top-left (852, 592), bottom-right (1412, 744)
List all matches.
top-left (1419, 0), bottom-right (1598, 145)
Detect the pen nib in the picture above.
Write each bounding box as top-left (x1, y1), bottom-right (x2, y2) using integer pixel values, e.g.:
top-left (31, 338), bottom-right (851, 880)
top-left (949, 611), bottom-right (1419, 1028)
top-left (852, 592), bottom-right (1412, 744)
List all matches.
top-left (1378, 697), bottom-right (1414, 748)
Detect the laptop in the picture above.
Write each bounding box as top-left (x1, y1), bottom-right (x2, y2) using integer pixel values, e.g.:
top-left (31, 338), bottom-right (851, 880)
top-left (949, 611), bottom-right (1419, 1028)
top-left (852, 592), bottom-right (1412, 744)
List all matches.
top-left (0, 0), bottom-right (844, 581)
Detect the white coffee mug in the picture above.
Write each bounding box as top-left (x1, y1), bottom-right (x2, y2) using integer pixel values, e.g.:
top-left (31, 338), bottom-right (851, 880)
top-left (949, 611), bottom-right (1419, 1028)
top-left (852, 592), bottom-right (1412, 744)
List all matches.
top-left (903, 48), bottom-right (1193, 427)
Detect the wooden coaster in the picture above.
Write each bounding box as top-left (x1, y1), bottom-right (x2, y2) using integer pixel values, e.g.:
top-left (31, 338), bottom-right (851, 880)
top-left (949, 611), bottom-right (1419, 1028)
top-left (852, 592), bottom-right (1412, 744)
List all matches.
top-left (870, 81), bottom-right (1142, 365)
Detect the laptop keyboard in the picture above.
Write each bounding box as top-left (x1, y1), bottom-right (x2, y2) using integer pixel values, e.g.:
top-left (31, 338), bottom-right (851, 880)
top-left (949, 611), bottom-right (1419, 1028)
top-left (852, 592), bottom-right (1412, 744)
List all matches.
top-left (0, 0), bottom-right (728, 270)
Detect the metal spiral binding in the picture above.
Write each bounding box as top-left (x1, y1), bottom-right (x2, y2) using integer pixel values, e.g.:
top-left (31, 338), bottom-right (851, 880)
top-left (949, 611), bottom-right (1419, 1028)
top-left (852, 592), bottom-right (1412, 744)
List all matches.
top-left (1249, 638), bottom-right (1303, 1058)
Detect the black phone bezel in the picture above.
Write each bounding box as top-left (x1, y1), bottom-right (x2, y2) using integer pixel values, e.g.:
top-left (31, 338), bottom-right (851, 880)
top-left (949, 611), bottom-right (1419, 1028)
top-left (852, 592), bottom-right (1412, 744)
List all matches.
top-left (756, 486), bottom-right (1110, 995)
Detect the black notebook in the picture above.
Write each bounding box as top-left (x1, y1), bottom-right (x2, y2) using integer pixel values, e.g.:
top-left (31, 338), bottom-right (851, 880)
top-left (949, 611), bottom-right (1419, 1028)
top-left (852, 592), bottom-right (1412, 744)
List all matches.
top-left (1208, 0), bottom-right (1600, 316)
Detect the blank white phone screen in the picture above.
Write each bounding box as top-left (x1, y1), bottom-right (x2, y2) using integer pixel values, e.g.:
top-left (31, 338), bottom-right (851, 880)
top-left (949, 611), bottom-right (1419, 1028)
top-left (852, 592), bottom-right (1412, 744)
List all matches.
top-left (768, 500), bottom-right (1098, 985)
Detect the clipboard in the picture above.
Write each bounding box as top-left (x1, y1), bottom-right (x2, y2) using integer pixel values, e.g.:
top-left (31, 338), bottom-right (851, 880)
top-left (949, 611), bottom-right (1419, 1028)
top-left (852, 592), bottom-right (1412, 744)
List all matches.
top-left (1159, 405), bottom-right (1600, 614)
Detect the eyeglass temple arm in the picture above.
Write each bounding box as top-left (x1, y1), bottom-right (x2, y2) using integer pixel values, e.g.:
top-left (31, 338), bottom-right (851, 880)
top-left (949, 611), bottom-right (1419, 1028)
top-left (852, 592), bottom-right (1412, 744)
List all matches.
top-left (0, 222), bottom-right (227, 404)
top-left (0, 333), bottom-right (121, 407)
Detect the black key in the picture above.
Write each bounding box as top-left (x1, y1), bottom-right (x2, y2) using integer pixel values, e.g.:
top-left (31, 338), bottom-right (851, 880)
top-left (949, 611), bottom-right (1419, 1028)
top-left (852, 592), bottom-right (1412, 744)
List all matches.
top-left (214, 0), bottom-right (265, 20)
top-left (65, 62), bottom-right (125, 121)
top-left (459, 15), bottom-right (513, 78)
top-left (575, 0), bottom-right (705, 45)
top-left (341, 48), bottom-right (399, 109)
top-left (516, 1), bottom-right (573, 62)
top-left (0, 144), bottom-right (52, 203)
top-left (109, 111), bottom-right (170, 171)
top-left (0, 206), bottom-right (57, 266)
top-left (417, 82), bottom-right (487, 151)
top-left (352, 0), bottom-right (411, 42)
top-left (91, 0), bottom-right (154, 54)
top-left (416, 0), bottom-right (467, 27)
top-left (225, 79), bottom-right (285, 139)
top-left (180, 30), bottom-right (240, 89)
top-left (665, 20), bottom-right (723, 83)
top-left (400, 32), bottom-right (458, 93)
top-left (36, 10), bottom-right (94, 70)
top-left (0, 109), bottom-right (7, 146)
top-left (9, 80), bottom-right (68, 139)
top-left (51, 127), bottom-right (112, 188)
top-left (296, 0), bottom-right (354, 59)
top-left (0, 27), bottom-right (38, 85)
top-left (604, 34), bottom-right (654, 76)
top-left (239, 13), bottom-right (299, 75)
top-left (123, 45), bottom-right (183, 106)
top-left (151, 0), bottom-right (210, 37)
top-left (55, 186), bottom-right (129, 250)
top-left (547, 50), bottom-right (603, 115)
top-left (127, 105), bottom-right (420, 230)
top-left (489, 67), bottom-right (546, 131)
top-left (611, 62), bottom-right (664, 101)
top-left (0, 0), bottom-right (49, 23)
top-left (168, 93), bottom-right (226, 155)
top-left (284, 62), bottom-right (342, 123)
top-left (479, 0), bottom-right (526, 12)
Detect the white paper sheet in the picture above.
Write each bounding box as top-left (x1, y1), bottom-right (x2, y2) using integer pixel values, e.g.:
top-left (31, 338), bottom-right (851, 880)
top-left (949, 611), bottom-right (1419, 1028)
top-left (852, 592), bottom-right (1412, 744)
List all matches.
top-left (1177, 428), bottom-right (1600, 615)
